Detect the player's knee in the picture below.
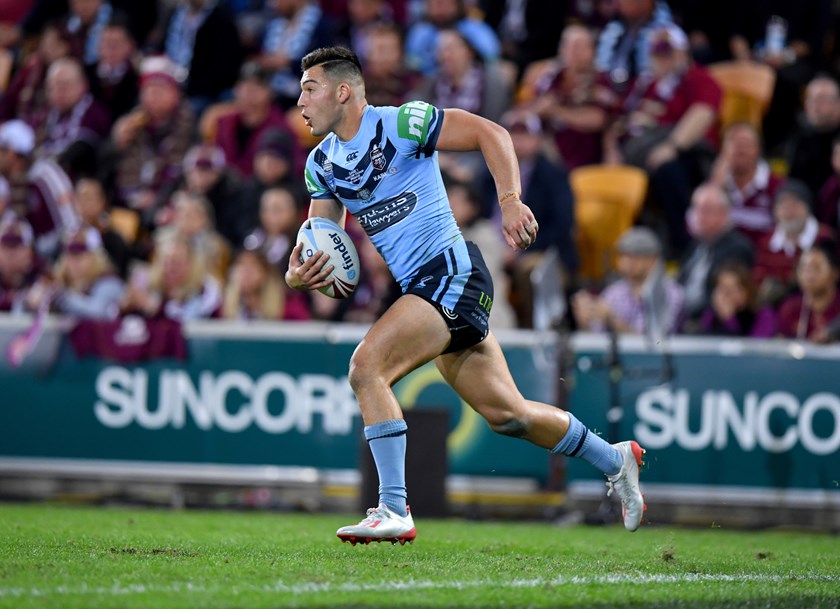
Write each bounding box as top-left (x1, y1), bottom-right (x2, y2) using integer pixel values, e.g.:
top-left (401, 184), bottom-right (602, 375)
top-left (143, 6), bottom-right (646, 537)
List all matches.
top-left (487, 415), bottom-right (528, 438)
top-left (348, 347), bottom-right (379, 392)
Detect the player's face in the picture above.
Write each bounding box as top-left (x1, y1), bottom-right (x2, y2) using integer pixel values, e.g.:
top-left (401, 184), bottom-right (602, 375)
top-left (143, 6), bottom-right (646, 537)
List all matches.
top-left (298, 67), bottom-right (339, 137)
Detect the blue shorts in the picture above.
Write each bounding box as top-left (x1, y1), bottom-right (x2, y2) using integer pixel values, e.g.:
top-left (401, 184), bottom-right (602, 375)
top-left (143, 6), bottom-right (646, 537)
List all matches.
top-left (403, 240), bottom-right (494, 354)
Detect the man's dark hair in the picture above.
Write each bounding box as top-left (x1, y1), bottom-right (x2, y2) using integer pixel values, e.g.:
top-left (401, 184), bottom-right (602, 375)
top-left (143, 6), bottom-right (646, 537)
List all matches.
top-left (301, 47), bottom-right (363, 82)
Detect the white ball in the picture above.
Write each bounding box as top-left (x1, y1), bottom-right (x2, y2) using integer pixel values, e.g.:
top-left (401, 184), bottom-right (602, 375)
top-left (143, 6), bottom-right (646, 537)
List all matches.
top-left (297, 217), bottom-right (361, 299)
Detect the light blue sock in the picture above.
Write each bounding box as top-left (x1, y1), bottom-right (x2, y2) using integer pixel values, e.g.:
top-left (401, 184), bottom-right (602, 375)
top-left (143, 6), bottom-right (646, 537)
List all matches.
top-left (551, 413), bottom-right (623, 476)
top-left (364, 419), bottom-right (408, 517)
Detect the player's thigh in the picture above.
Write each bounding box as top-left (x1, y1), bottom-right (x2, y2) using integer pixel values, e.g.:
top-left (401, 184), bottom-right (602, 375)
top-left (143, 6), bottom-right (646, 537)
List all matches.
top-left (434, 331), bottom-right (524, 421)
top-left (350, 294), bottom-right (451, 387)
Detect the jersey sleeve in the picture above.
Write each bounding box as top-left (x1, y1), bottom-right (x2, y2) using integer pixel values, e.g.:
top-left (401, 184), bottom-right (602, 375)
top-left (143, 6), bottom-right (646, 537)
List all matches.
top-left (381, 101), bottom-right (445, 159)
top-left (304, 148), bottom-right (333, 200)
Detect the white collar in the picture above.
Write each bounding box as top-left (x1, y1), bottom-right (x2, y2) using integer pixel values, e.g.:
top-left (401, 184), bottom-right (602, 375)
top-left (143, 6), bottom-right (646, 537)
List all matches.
top-left (727, 160), bottom-right (770, 200)
top-left (769, 216), bottom-right (819, 255)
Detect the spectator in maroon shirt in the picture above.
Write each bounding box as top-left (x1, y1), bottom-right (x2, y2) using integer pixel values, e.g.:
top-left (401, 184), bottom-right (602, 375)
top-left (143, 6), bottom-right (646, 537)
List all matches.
top-left (777, 242), bottom-right (840, 342)
top-left (85, 13), bottom-right (139, 124)
top-left (528, 24), bottom-right (609, 169)
top-left (815, 134), bottom-right (840, 232)
top-left (0, 119), bottom-right (79, 260)
top-left (37, 57), bottom-right (111, 163)
top-left (103, 55), bottom-right (196, 221)
top-left (214, 61), bottom-right (301, 179)
top-left (0, 217), bottom-right (43, 314)
top-left (692, 261), bottom-right (778, 338)
top-left (709, 122), bottom-right (783, 245)
top-left (754, 178), bottom-right (836, 306)
top-left (0, 21), bottom-right (73, 128)
top-left (605, 24), bottom-right (721, 257)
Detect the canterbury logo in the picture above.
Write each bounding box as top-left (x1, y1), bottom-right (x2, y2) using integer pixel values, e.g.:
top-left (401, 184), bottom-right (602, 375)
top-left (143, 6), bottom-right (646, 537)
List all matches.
top-left (415, 275), bottom-right (434, 289)
top-left (346, 151), bottom-right (359, 161)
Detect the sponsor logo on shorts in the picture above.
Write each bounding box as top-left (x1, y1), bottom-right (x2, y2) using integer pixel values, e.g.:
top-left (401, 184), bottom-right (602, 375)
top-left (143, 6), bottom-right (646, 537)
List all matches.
top-left (479, 291), bottom-right (493, 313)
top-left (441, 306), bottom-right (458, 320)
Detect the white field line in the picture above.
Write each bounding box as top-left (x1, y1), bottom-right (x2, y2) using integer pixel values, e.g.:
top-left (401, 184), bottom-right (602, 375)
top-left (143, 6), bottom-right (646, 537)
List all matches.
top-left (0, 573), bottom-right (838, 598)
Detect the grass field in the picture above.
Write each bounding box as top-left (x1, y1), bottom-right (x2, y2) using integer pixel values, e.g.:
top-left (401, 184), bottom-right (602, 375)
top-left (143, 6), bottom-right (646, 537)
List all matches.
top-left (1, 503), bottom-right (839, 609)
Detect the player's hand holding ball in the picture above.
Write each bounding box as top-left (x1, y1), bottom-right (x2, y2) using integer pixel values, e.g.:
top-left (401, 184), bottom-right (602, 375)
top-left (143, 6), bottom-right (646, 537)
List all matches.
top-left (286, 217), bottom-right (360, 298)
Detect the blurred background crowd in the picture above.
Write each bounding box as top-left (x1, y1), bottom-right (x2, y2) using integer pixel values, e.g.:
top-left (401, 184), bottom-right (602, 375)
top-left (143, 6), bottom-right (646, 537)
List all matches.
top-left (2, 0), bottom-right (840, 344)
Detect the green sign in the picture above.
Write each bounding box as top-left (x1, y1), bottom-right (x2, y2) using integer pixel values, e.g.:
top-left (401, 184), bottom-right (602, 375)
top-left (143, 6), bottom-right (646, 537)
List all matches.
top-left (0, 320), bottom-right (558, 479)
top-left (568, 335), bottom-right (840, 494)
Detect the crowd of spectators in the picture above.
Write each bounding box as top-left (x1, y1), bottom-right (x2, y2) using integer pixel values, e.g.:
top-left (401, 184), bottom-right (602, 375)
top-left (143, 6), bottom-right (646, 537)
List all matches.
top-left (2, 0), bottom-right (840, 345)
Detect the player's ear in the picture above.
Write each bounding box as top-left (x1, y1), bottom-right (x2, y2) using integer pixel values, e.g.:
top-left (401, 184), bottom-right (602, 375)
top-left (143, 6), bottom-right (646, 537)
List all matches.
top-left (337, 83), bottom-right (350, 104)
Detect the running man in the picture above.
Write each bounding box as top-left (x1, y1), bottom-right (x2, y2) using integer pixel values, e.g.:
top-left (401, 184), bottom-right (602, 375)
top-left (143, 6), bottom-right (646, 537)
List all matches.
top-left (286, 47), bottom-right (646, 543)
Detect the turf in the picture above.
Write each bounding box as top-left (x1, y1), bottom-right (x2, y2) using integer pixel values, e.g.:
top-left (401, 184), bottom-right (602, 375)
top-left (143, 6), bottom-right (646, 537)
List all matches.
top-left (0, 503), bottom-right (838, 609)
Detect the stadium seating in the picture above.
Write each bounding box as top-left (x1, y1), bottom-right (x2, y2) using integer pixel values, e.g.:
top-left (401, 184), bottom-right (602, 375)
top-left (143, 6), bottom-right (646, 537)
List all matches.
top-left (707, 61), bottom-right (776, 133)
top-left (569, 164), bottom-right (648, 282)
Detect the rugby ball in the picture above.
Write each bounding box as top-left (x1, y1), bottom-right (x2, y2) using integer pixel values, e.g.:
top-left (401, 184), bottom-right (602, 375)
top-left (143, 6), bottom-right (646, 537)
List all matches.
top-left (297, 217), bottom-right (361, 299)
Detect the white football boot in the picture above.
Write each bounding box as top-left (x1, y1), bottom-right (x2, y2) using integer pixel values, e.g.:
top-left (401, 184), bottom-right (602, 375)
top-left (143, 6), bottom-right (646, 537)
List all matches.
top-left (337, 503), bottom-right (417, 545)
top-left (606, 441), bottom-right (646, 532)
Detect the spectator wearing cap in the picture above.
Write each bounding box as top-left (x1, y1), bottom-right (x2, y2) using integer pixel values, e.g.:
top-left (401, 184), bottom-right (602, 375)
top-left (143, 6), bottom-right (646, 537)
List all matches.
top-left (236, 128), bottom-right (307, 235)
top-left (154, 144), bottom-right (244, 248)
top-left (0, 21), bottom-right (74, 127)
top-left (784, 76), bottom-right (840, 199)
top-left (678, 183), bottom-right (755, 323)
top-left (709, 122), bottom-right (783, 245)
top-left (527, 24), bottom-right (610, 170)
top-left (605, 23), bottom-right (721, 258)
top-left (479, 110), bottom-right (576, 327)
top-left (214, 61), bottom-right (301, 179)
top-left (572, 226), bottom-right (684, 335)
top-left (0, 217), bottom-right (44, 314)
top-left (405, 0), bottom-right (500, 76)
top-left (754, 178), bottom-right (837, 306)
top-left (85, 13), bottom-right (140, 123)
top-left (64, 0), bottom-right (113, 65)
top-left (159, 0), bottom-right (243, 115)
top-left (594, 0), bottom-right (674, 100)
top-left (103, 55), bottom-right (196, 222)
top-left (0, 119), bottom-right (79, 260)
top-left (37, 57), bottom-right (111, 169)
top-left (258, 0), bottom-right (333, 109)
top-left (43, 226), bottom-right (125, 320)
top-left (74, 177), bottom-right (130, 277)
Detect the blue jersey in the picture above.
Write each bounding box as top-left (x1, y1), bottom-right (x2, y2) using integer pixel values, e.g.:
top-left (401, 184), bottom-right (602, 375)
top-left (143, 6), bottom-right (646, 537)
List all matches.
top-left (304, 101), bottom-right (464, 287)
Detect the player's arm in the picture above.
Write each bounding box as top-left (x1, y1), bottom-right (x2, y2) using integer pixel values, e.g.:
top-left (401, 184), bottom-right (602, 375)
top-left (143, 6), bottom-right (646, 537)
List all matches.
top-left (286, 197), bottom-right (344, 291)
top-left (436, 108), bottom-right (538, 250)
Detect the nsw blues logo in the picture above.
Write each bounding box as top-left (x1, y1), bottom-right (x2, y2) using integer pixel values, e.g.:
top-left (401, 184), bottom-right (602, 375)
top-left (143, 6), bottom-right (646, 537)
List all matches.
top-left (370, 144), bottom-right (386, 171)
top-left (322, 158), bottom-right (336, 190)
